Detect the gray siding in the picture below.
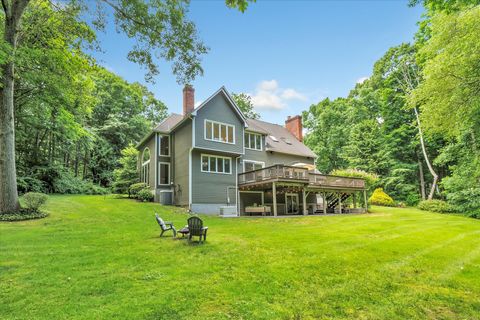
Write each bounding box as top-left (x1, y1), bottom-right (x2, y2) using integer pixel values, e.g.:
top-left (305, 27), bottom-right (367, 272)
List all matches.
top-left (194, 94), bottom-right (244, 154)
top-left (173, 120), bottom-right (192, 206)
top-left (240, 148), bottom-right (315, 173)
top-left (191, 149), bottom-right (238, 206)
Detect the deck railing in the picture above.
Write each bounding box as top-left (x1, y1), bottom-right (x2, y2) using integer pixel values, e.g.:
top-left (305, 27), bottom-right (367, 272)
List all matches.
top-left (238, 164), bottom-right (308, 185)
top-left (308, 173), bottom-right (365, 189)
top-left (238, 164), bottom-right (366, 189)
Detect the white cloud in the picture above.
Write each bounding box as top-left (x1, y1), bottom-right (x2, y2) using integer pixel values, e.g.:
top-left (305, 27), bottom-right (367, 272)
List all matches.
top-left (281, 88), bottom-right (307, 101)
top-left (356, 76), bottom-right (369, 84)
top-left (249, 80), bottom-right (308, 110)
top-left (258, 79), bottom-right (279, 91)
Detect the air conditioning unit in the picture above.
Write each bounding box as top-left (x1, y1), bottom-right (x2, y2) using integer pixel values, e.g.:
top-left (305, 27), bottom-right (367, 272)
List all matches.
top-left (219, 206), bottom-right (237, 217)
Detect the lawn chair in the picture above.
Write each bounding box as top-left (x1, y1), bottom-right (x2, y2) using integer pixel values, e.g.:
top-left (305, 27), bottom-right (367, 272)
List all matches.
top-left (155, 213), bottom-right (177, 237)
top-left (187, 216), bottom-right (208, 243)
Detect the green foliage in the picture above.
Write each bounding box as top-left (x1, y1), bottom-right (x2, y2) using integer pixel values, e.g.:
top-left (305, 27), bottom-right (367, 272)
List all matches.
top-left (368, 188), bottom-right (395, 207)
top-left (136, 188), bottom-right (154, 202)
top-left (0, 208), bottom-right (48, 222)
top-left (17, 177), bottom-right (46, 194)
top-left (22, 192), bottom-right (48, 211)
top-left (113, 144), bottom-right (140, 194)
top-left (129, 183), bottom-right (148, 198)
top-left (418, 199), bottom-right (457, 213)
top-left (231, 92), bottom-right (260, 119)
top-left (330, 169), bottom-right (378, 190)
top-left (303, 98), bottom-right (350, 173)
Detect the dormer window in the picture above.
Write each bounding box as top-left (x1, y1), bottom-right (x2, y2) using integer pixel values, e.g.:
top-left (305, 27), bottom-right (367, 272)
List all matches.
top-left (205, 120), bottom-right (234, 144)
top-left (245, 132), bottom-right (262, 151)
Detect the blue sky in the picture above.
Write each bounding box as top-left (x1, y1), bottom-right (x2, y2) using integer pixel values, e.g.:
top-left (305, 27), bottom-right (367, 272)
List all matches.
top-left (92, 1), bottom-right (423, 125)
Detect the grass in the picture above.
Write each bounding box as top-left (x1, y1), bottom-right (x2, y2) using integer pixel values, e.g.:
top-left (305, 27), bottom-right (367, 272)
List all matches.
top-left (1, 195), bottom-right (480, 319)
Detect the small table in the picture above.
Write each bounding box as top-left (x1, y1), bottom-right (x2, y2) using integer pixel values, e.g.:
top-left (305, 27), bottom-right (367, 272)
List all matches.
top-left (178, 226), bottom-right (189, 238)
top-left (245, 206), bottom-right (271, 216)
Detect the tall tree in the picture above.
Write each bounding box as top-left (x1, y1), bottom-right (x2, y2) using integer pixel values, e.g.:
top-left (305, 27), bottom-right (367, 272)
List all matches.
top-left (231, 92), bottom-right (260, 119)
top-left (0, 0), bottom-right (254, 213)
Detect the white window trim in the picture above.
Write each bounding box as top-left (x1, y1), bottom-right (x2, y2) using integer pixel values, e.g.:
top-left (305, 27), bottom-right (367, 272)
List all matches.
top-left (201, 153), bottom-right (232, 175)
top-left (158, 134), bottom-right (170, 157)
top-left (204, 119), bottom-right (236, 145)
top-left (243, 160), bottom-right (265, 172)
top-left (245, 132), bottom-right (263, 151)
top-left (158, 162), bottom-right (170, 186)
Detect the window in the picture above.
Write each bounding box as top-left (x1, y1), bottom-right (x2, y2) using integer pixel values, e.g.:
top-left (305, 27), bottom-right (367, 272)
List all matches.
top-left (159, 135), bottom-right (170, 156)
top-left (158, 162), bottom-right (170, 185)
top-left (245, 132), bottom-right (262, 151)
top-left (141, 148), bottom-right (151, 185)
top-left (201, 154), bottom-right (232, 174)
top-left (204, 120), bottom-right (234, 144)
top-left (244, 160), bottom-right (264, 172)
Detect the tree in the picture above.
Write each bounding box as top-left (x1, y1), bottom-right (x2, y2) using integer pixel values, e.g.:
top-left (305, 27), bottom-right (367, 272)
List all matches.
top-left (113, 144), bottom-right (139, 195)
top-left (303, 98), bottom-right (350, 173)
top-left (411, 6), bottom-right (480, 213)
top-left (0, 0), bottom-right (253, 213)
top-left (231, 92), bottom-right (260, 119)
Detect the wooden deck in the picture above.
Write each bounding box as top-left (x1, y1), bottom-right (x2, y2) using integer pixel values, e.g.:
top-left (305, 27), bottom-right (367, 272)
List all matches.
top-left (238, 164), bottom-right (366, 190)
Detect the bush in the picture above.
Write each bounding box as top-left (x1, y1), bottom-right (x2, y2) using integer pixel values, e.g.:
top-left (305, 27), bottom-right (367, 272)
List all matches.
top-left (405, 193), bottom-right (420, 207)
top-left (0, 208), bottom-right (48, 221)
top-left (418, 199), bottom-right (458, 213)
top-left (17, 176), bottom-right (46, 194)
top-left (137, 188), bottom-right (154, 202)
top-left (129, 183), bottom-right (147, 198)
top-left (23, 192), bottom-right (48, 211)
top-left (368, 188), bottom-right (395, 207)
top-left (467, 210), bottom-right (480, 219)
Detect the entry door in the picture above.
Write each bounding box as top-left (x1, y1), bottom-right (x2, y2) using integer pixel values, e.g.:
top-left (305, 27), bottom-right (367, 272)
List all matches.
top-left (285, 193), bottom-right (299, 214)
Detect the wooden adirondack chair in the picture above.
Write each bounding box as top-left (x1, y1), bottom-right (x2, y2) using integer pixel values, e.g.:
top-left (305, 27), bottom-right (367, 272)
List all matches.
top-left (155, 213), bottom-right (177, 237)
top-left (187, 216), bottom-right (208, 243)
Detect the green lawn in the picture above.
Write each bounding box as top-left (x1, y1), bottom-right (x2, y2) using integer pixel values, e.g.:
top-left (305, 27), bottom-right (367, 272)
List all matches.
top-left (1, 195), bottom-right (480, 319)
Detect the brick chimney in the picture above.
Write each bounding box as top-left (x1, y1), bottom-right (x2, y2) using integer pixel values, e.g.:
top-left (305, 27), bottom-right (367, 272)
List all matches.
top-left (183, 84), bottom-right (195, 115)
top-left (285, 115), bottom-right (303, 142)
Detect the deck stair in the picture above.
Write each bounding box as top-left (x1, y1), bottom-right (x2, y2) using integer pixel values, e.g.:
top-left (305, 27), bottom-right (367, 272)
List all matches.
top-left (327, 193), bottom-right (351, 210)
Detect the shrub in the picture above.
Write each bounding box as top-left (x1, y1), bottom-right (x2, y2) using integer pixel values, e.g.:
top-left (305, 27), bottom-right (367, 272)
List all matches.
top-left (17, 176), bottom-right (46, 194)
top-left (137, 188), bottom-right (154, 202)
top-left (368, 188), bottom-right (395, 207)
top-left (23, 192), bottom-right (48, 211)
top-left (405, 193), bottom-right (421, 207)
top-left (467, 210), bottom-right (480, 219)
top-left (0, 208), bottom-right (48, 221)
top-left (129, 183), bottom-right (147, 198)
top-left (418, 199), bottom-right (457, 213)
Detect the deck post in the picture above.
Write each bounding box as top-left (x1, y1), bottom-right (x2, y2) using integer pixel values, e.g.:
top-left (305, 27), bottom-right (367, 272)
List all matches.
top-left (272, 182), bottom-right (277, 217)
top-left (302, 188), bottom-right (307, 215)
top-left (323, 192), bottom-right (327, 215)
top-left (338, 192), bottom-right (342, 214)
top-left (353, 193), bottom-right (357, 209)
top-left (363, 189), bottom-right (368, 213)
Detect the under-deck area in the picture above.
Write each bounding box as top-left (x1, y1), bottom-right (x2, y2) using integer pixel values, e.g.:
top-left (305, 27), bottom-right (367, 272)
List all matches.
top-left (238, 165), bottom-right (367, 216)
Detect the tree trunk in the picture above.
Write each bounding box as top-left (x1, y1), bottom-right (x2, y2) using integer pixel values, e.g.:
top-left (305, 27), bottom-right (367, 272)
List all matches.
top-left (0, 0), bottom-right (30, 213)
top-left (417, 154), bottom-right (426, 201)
top-left (414, 107), bottom-right (438, 200)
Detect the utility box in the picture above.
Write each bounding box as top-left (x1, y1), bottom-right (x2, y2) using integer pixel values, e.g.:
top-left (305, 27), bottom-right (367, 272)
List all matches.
top-left (159, 190), bottom-right (173, 205)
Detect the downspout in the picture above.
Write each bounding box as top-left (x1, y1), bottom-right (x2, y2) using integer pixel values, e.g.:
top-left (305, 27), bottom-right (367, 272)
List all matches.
top-left (189, 115), bottom-right (195, 212)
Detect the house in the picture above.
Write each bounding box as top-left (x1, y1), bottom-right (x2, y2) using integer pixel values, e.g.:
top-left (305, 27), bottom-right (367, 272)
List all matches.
top-left (137, 85), bottom-right (367, 216)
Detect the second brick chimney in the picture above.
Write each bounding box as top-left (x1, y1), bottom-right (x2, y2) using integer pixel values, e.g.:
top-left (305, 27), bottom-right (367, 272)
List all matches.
top-left (183, 84), bottom-right (195, 115)
top-left (285, 115), bottom-right (303, 142)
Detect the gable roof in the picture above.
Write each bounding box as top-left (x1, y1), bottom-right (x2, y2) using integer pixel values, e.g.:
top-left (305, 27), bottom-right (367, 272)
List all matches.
top-left (191, 86), bottom-right (248, 126)
top-left (246, 118), bottom-right (317, 158)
